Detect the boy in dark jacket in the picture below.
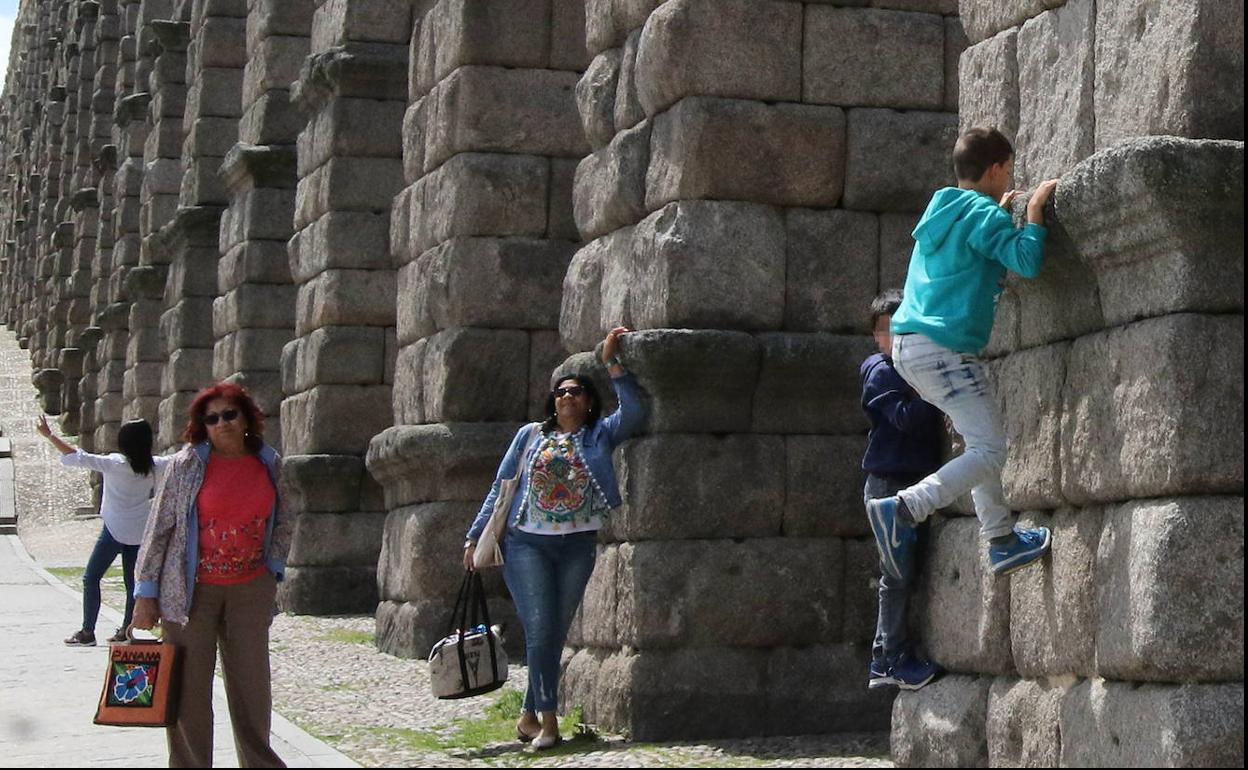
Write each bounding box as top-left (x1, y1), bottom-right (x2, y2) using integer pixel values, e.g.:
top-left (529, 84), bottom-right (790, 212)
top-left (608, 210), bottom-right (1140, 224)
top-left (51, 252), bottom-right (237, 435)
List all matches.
top-left (860, 289), bottom-right (943, 689)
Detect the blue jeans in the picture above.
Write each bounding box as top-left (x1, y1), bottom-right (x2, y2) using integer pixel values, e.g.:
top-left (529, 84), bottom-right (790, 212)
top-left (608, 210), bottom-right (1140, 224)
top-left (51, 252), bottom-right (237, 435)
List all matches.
top-left (83, 524), bottom-right (138, 633)
top-left (892, 333), bottom-right (1013, 540)
top-left (502, 528), bottom-right (598, 713)
top-left (866, 473), bottom-right (926, 664)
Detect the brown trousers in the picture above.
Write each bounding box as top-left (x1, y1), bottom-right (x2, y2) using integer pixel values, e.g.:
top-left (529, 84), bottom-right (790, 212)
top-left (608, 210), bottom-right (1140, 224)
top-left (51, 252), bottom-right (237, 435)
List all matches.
top-left (163, 572), bottom-right (285, 768)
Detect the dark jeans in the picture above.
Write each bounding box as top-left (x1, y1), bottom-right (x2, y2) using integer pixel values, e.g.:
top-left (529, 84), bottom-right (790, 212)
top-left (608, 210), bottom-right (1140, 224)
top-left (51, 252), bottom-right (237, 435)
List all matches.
top-left (83, 524), bottom-right (138, 633)
top-left (865, 472), bottom-right (927, 664)
top-left (501, 528), bottom-right (598, 713)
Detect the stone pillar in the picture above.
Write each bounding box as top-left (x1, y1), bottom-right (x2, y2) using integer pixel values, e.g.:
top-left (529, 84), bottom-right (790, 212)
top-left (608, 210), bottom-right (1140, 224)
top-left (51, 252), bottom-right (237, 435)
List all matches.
top-left (152, 0), bottom-right (247, 449)
top-left (276, 0), bottom-right (408, 614)
top-left (123, 9), bottom-right (184, 432)
top-left (890, 2), bottom-right (1244, 767)
top-left (366, 0), bottom-right (588, 658)
top-left (211, 0), bottom-right (313, 454)
top-left (555, 0), bottom-right (962, 741)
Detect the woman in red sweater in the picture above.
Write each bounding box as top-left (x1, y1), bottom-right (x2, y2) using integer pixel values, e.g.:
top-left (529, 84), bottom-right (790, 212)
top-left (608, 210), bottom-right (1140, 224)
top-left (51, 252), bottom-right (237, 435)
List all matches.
top-left (132, 382), bottom-right (291, 768)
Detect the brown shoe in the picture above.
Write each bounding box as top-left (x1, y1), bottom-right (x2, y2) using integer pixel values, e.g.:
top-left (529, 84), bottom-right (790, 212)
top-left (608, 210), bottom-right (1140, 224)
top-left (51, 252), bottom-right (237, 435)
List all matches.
top-left (106, 627), bottom-right (129, 644)
top-left (64, 629), bottom-right (97, 646)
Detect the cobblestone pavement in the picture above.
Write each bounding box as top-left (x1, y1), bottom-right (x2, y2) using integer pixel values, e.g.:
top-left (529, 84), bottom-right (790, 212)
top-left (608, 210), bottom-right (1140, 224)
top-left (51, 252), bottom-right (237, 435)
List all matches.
top-left (3, 329), bottom-right (893, 768)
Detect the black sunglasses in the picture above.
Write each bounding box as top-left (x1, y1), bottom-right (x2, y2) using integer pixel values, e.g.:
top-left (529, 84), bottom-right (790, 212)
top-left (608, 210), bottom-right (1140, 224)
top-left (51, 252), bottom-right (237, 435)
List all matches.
top-left (203, 408), bottom-right (240, 426)
top-left (553, 386), bottom-right (585, 398)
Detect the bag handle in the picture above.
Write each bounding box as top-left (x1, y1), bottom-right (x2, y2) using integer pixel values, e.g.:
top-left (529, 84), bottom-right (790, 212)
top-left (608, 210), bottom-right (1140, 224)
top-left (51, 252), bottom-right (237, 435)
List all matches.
top-left (445, 571), bottom-right (473, 635)
top-left (463, 572), bottom-right (501, 683)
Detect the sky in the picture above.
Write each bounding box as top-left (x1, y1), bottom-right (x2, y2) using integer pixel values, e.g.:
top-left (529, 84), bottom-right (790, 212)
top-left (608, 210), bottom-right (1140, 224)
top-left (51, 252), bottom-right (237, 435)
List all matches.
top-left (0, 0), bottom-right (18, 92)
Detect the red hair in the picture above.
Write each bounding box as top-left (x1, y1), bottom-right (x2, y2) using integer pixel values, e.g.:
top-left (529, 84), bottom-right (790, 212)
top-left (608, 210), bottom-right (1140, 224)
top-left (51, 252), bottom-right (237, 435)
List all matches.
top-left (182, 381), bottom-right (266, 452)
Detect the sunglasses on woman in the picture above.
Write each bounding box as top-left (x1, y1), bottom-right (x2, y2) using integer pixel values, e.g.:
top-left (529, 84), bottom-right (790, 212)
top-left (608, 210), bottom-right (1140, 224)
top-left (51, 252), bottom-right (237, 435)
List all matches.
top-left (552, 386), bottom-right (585, 398)
top-left (203, 408), bottom-right (240, 426)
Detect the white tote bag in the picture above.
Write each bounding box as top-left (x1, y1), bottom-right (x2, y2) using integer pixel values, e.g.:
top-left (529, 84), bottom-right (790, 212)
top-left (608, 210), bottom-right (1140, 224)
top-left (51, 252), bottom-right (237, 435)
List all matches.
top-left (429, 572), bottom-right (508, 699)
top-left (473, 423), bottom-right (540, 570)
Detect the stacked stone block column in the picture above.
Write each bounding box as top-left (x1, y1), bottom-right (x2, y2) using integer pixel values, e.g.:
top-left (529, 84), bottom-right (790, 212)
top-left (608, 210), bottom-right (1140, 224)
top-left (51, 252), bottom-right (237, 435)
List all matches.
top-left (123, 13), bottom-right (185, 431)
top-left (276, 0), bottom-right (408, 614)
top-left (889, 2), bottom-right (1244, 767)
top-left (365, 0), bottom-right (589, 659)
top-left (210, 0), bottom-right (313, 453)
top-left (556, 0), bottom-right (962, 741)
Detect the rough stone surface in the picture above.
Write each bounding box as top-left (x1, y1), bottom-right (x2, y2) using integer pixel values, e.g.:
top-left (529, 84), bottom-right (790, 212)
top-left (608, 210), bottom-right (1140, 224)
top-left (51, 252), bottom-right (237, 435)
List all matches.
top-left (633, 0), bottom-right (802, 116)
top-left (1096, 496), bottom-right (1244, 683)
top-left (988, 341), bottom-right (1067, 510)
top-left (1094, 0), bottom-right (1244, 148)
top-left (1060, 314), bottom-right (1245, 504)
top-left (752, 333), bottom-right (875, 435)
top-left (804, 7), bottom-right (945, 110)
top-left (785, 209), bottom-right (878, 333)
top-left (573, 120), bottom-right (650, 241)
top-left (646, 97), bottom-right (846, 210)
top-left (844, 109), bottom-right (958, 212)
top-left (986, 677), bottom-right (1064, 767)
top-left (958, 28), bottom-right (1018, 140)
top-left (891, 674), bottom-right (992, 767)
top-left (1014, 0), bottom-right (1096, 187)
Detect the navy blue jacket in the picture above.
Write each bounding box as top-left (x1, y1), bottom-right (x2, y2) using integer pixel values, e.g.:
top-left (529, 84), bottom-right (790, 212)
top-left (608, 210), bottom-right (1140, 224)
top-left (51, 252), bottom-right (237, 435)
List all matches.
top-left (859, 353), bottom-right (944, 476)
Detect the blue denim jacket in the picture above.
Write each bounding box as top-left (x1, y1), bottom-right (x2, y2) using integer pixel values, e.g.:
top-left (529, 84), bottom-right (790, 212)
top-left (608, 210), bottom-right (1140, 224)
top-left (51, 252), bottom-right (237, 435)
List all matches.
top-left (466, 372), bottom-right (647, 542)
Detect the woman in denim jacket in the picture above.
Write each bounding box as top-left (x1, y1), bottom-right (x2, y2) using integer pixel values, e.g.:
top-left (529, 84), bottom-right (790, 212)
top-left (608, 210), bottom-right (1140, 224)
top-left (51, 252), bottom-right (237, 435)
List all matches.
top-left (463, 326), bottom-right (646, 750)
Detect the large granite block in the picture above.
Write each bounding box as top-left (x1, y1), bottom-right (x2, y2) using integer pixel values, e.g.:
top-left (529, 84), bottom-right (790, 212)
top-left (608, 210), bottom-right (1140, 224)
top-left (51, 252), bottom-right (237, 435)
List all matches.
top-left (1060, 679), bottom-right (1245, 768)
top-left (958, 28), bottom-right (1018, 140)
top-left (1009, 509), bottom-right (1100, 678)
top-left (607, 434), bottom-right (786, 541)
top-left (424, 66), bottom-right (586, 170)
top-left (573, 120), bottom-right (650, 241)
top-left (311, 0), bottom-right (411, 49)
top-left (989, 341), bottom-right (1067, 510)
top-left (288, 211), bottom-right (392, 283)
top-left (617, 329), bottom-right (757, 433)
top-left (278, 565), bottom-right (378, 615)
top-left (919, 517), bottom-right (1014, 675)
top-left (1060, 314), bottom-right (1244, 503)
top-left (1095, 0), bottom-right (1243, 149)
top-left (785, 208), bottom-right (878, 333)
top-left (421, 328), bottom-right (530, 423)
top-left (576, 48), bottom-right (622, 150)
top-left (1014, 0), bottom-right (1095, 187)
top-left (365, 422), bottom-right (521, 509)
top-left (559, 228), bottom-right (634, 353)
top-left (1056, 137), bottom-right (1244, 326)
top-left (294, 269), bottom-right (396, 335)
top-left (287, 511), bottom-right (385, 567)
top-left (891, 674), bottom-right (992, 768)
top-left (752, 333), bottom-right (875, 435)
top-left (804, 7), bottom-right (944, 109)
top-left (409, 153), bottom-right (549, 254)
top-left (986, 677), bottom-right (1064, 767)
top-left (297, 97), bottom-right (406, 177)
top-left (958, 0), bottom-right (1063, 45)
top-left (844, 109), bottom-right (958, 212)
top-left (785, 435), bottom-right (871, 538)
top-left (281, 454), bottom-right (369, 513)
top-left (280, 384), bottom-right (393, 454)
top-left (630, 201), bottom-right (785, 331)
top-left (293, 326), bottom-right (387, 390)
top-left (766, 644), bottom-right (894, 734)
top-left (634, 0), bottom-right (801, 115)
top-left (414, 0), bottom-right (549, 96)
top-left (376, 501), bottom-right (501, 601)
top-left (646, 97), bottom-right (846, 210)
top-left (1096, 497), bottom-right (1244, 683)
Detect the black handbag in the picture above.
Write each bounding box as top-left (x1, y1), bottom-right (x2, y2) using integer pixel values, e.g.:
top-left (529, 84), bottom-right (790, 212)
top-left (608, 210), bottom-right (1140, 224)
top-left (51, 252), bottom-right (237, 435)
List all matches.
top-left (428, 572), bottom-right (508, 699)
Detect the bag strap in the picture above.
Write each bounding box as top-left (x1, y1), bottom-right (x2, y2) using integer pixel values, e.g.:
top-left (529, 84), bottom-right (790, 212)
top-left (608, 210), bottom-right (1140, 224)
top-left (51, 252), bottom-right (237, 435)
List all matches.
top-left (445, 571), bottom-right (472, 635)
top-left (511, 423), bottom-right (543, 481)
top-left (468, 572), bottom-right (501, 682)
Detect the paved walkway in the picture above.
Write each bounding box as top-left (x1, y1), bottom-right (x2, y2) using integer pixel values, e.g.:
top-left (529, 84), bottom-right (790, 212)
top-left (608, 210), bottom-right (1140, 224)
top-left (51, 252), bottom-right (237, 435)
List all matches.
top-left (0, 534), bottom-right (358, 768)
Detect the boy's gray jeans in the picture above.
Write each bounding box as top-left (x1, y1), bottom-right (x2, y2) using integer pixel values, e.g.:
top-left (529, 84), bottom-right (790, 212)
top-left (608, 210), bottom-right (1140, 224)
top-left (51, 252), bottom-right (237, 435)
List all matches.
top-left (865, 473), bottom-right (922, 663)
top-left (891, 333), bottom-right (1014, 540)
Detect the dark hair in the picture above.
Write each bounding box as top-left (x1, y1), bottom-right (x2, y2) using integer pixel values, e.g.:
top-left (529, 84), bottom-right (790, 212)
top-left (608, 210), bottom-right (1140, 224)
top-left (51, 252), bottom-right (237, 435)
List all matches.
top-left (183, 381), bottom-right (265, 453)
top-left (541, 375), bottom-right (603, 434)
top-left (117, 419), bottom-right (155, 476)
top-left (871, 288), bottom-right (904, 327)
top-left (953, 127), bottom-right (1014, 182)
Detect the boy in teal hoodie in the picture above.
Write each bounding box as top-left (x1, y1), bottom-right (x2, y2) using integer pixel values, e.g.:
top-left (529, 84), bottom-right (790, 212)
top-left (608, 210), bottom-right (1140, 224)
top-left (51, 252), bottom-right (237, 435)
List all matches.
top-left (866, 127), bottom-right (1059, 581)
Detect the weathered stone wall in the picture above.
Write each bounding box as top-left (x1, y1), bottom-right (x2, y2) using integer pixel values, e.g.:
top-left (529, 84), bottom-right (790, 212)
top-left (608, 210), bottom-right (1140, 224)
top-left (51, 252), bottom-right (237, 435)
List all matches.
top-left (556, 0), bottom-right (964, 741)
top-left (889, 1), bottom-right (1245, 766)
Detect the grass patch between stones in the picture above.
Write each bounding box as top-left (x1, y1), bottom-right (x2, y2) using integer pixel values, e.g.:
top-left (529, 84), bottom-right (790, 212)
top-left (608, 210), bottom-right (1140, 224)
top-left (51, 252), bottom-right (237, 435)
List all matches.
top-left (316, 628), bottom-right (376, 646)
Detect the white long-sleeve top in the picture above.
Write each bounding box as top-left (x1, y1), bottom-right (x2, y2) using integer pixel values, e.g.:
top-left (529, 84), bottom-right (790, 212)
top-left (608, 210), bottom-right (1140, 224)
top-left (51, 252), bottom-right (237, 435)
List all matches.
top-left (60, 450), bottom-right (172, 545)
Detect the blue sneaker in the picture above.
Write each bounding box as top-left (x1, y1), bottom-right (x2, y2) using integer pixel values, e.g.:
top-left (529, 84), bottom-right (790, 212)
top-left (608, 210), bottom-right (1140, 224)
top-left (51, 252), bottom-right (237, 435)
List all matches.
top-left (989, 526), bottom-right (1052, 576)
top-left (889, 652), bottom-right (941, 690)
top-left (866, 496), bottom-right (916, 581)
top-left (868, 658), bottom-right (897, 689)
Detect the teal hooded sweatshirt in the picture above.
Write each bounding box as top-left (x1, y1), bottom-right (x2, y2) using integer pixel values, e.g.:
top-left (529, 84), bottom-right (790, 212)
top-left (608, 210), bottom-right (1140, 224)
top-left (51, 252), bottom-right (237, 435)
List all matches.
top-left (892, 187), bottom-right (1048, 354)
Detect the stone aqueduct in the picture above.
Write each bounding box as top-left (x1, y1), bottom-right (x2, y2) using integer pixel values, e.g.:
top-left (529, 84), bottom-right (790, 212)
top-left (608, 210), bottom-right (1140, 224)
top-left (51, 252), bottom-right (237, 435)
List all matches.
top-left (0, 0), bottom-right (1242, 763)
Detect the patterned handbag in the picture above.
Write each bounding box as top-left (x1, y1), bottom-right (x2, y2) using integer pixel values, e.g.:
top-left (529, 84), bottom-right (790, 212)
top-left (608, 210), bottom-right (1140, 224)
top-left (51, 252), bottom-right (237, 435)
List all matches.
top-left (429, 572), bottom-right (508, 699)
top-left (93, 626), bottom-right (181, 727)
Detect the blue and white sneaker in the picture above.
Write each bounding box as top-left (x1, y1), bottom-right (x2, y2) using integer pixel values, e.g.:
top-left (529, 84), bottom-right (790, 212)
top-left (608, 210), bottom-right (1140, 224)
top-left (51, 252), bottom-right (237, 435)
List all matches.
top-left (866, 496), bottom-right (917, 581)
top-left (989, 526), bottom-right (1052, 576)
top-left (868, 658), bottom-right (897, 689)
top-left (889, 652), bottom-right (941, 691)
